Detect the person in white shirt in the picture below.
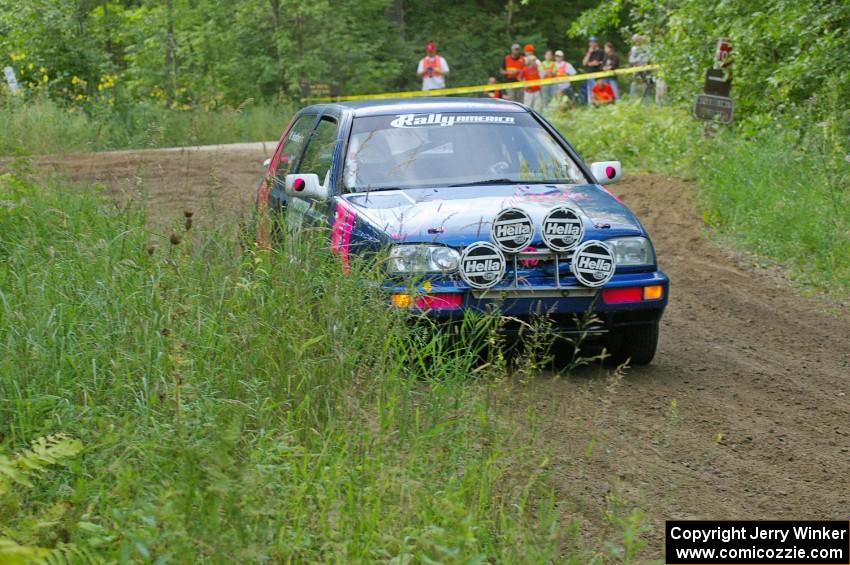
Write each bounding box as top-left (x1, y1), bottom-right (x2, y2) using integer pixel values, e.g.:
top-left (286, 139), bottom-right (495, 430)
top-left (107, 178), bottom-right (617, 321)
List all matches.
top-left (554, 50), bottom-right (578, 104)
top-left (417, 41), bottom-right (449, 91)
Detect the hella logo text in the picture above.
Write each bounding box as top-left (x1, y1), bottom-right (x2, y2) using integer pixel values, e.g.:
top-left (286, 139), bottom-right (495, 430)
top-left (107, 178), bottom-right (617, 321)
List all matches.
top-left (464, 259), bottom-right (502, 273)
top-left (545, 222), bottom-right (581, 236)
top-left (576, 256), bottom-right (612, 272)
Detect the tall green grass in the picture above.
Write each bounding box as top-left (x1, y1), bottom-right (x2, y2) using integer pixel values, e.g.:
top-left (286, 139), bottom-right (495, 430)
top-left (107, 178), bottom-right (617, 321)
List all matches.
top-left (551, 102), bottom-right (850, 294)
top-left (0, 97), bottom-right (288, 155)
top-left (0, 164), bottom-right (621, 561)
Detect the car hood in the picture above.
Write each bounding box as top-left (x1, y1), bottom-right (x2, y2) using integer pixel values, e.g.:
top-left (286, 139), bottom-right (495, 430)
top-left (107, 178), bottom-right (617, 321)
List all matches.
top-left (343, 183), bottom-right (645, 247)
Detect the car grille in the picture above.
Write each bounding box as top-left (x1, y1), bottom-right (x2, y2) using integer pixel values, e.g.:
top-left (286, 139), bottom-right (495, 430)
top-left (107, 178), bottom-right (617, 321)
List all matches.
top-left (481, 248), bottom-right (594, 296)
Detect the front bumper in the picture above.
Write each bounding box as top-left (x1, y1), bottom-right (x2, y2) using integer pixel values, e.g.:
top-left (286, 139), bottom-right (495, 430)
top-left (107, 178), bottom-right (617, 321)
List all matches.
top-left (387, 270), bottom-right (669, 334)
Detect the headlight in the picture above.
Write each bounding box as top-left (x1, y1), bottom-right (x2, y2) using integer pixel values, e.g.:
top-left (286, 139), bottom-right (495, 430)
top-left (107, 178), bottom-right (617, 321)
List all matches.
top-left (606, 236), bottom-right (655, 266)
top-left (388, 245), bottom-right (460, 274)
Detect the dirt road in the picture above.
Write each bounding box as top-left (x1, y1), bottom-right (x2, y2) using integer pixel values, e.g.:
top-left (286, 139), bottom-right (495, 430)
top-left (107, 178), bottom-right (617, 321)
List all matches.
top-left (33, 142), bottom-right (278, 229)
top-left (36, 144), bottom-right (850, 556)
top-left (534, 174), bottom-right (849, 554)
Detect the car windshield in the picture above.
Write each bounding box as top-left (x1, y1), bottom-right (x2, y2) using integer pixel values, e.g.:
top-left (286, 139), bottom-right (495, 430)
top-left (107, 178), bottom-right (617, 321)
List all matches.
top-left (343, 111), bottom-right (587, 191)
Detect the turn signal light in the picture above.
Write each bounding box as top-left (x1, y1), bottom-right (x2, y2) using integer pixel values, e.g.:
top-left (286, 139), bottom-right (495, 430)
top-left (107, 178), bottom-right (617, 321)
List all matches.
top-left (390, 294), bottom-right (414, 308)
top-left (643, 285), bottom-right (664, 300)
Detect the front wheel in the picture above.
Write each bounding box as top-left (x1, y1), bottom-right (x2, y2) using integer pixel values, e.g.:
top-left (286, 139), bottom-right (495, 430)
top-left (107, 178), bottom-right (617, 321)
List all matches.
top-left (606, 322), bottom-right (659, 365)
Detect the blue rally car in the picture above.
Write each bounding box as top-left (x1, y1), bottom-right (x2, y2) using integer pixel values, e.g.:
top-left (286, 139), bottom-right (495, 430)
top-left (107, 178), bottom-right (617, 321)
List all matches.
top-left (257, 98), bottom-right (668, 364)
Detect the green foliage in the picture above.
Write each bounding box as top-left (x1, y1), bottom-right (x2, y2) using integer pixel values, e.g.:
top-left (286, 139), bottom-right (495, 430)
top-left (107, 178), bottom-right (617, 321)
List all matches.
top-left (569, 0), bottom-right (850, 126)
top-left (551, 101), bottom-right (850, 293)
top-left (0, 166), bottom-right (616, 561)
top-left (0, 0), bottom-right (602, 107)
top-left (0, 434), bottom-right (83, 565)
top-left (0, 96), bottom-right (288, 154)
top-left (551, 101), bottom-right (702, 173)
top-left (0, 434), bottom-right (82, 496)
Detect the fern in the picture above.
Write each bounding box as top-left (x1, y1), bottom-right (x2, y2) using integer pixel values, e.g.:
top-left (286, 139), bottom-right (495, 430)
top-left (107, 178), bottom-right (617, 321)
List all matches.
top-left (0, 433), bottom-right (82, 494)
top-left (0, 434), bottom-right (85, 565)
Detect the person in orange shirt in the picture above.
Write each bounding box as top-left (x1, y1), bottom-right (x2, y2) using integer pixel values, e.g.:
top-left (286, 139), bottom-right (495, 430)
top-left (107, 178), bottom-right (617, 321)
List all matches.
top-left (590, 77), bottom-right (615, 106)
top-left (499, 43), bottom-right (525, 101)
top-left (518, 47), bottom-right (544, 112)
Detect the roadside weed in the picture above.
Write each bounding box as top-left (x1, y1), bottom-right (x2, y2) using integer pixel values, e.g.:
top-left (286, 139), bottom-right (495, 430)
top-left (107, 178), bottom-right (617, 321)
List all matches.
top-left (0, 166), bottom-right (645, 561)
top-left (551, 101), bottom-right (850, 294)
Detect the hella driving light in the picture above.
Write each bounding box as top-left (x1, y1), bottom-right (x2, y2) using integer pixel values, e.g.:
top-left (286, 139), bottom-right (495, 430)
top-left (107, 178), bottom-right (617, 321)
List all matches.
top-left (388, 245), bottom-right (460, 274)
top-left (606, 237), bottom-right (655, 266)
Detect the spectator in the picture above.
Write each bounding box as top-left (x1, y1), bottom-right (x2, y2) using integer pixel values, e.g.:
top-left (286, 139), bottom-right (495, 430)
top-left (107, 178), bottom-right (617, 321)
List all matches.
top-left (603, 41), bottom-right (620, 100)
top-left (554, 49), bottom-right (578, 104)
top-left (581, 36), bottom-right (605, 104)
top-left (500, 43), bottom-right (525, 101)
top-left (417, 41), bottom-right (449, 91)
top-left (590, 77), bottom-right (615, 106)
top-left (628, 34), bottom-right (651, 99)
top-left (519, 53), bottom-right (543, 112)
top-left (481, 76), bottom-right (505, 99)
top-left (540, 50), bottom-right (557, 107)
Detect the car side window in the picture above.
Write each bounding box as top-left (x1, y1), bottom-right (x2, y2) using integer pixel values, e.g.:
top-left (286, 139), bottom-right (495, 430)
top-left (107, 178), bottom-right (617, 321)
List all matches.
top-left (273, 114), bottom-right (315, 180)
top-left (297, 116), bottom-right (339, 186)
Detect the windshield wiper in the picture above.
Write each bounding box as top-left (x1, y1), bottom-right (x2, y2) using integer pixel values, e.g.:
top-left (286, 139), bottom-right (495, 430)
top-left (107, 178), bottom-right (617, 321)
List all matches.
top-left (355, 186), bottom-right (405, 193)
top-left (447, 179), bottom-right (574, 187)
top-left (447, 178), bottom-right (519, 187)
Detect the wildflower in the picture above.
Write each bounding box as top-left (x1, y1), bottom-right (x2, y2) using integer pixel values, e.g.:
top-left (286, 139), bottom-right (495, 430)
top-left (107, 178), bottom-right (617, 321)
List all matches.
top-left (146, 244), bottom-right (156, 256)
top-left (169, 233), bottom-right (182, 245)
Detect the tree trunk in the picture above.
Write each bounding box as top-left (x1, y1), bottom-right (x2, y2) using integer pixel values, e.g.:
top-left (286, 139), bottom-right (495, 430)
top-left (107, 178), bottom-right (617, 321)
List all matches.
top-left (269, 0), bottom-right (283, 93)
top-left (165, 0), bottom-right (177, 101)
top-left (103, 0), bottom-right (113, 62)
top-left (388, 0), bottom-right (404, 40)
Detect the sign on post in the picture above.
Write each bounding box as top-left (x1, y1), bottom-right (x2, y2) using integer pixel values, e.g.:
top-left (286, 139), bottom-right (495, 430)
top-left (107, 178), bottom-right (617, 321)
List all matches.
top-left (694, 39), bottom-right (734, 125)
top-left (714, 38), bottom-right (732, 68)
top-left (3, 66), bottom-right (20, 93)
top-left (693, 93), bottom-right (734, 124)
top-left (299, 79), bottom-right (339, 99)
top-left (703, 68), bottom-right (731, 97)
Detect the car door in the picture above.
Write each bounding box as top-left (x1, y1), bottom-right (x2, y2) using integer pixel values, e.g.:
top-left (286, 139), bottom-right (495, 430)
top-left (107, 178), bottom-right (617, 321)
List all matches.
top-left (287, 114), bottom-right (341, 231)
top-left (266, 112), bottom-right (317, 220)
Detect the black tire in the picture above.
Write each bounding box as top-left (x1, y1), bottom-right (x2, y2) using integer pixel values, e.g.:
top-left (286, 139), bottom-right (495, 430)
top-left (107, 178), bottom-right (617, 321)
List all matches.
top-left (606, 322), bottom-right (659, 366)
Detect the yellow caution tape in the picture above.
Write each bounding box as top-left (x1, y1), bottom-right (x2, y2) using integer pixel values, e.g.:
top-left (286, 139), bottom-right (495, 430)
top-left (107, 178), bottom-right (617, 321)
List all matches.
top-left (312, 65), bottom-right (659, 102)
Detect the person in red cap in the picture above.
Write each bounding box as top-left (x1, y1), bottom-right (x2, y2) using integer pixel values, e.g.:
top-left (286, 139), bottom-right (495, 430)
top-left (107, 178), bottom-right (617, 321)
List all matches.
top-left (417, 41), bottom-right (449, 91)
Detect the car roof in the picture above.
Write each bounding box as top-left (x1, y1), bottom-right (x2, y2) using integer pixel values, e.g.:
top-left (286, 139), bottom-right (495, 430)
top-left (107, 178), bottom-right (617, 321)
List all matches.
top-left (306, 97), bottom-right (528, 118)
